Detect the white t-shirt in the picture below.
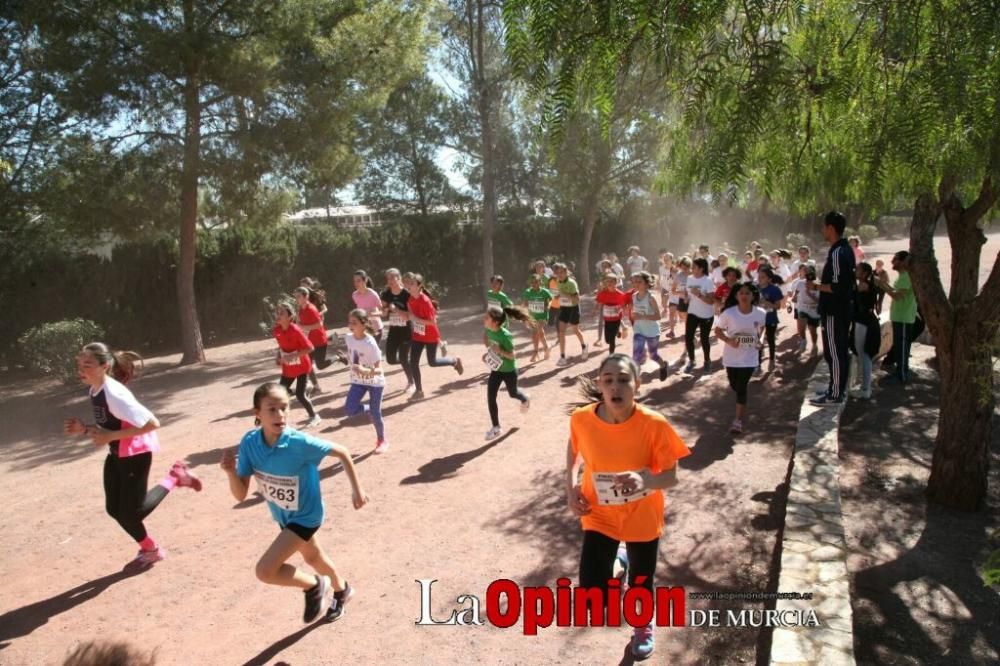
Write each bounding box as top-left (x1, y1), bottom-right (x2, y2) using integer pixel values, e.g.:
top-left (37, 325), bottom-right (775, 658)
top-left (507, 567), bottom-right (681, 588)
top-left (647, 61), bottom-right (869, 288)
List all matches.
top-left (345, 333), bottom-right (385, 387)
top-left (686, 275), bottom-right (717, 319)
top-left (625, 255), bottom-right (647, 276)
top-left (717, 306), bottom-right (766, 368)
top-left (91, 376), bottom-right (155, 426)
top-left (659, 266), bottom-right (673, 294)
top-left (710, 266), bottom-right (724, 286)
top-left (793, 279), bottom-right (820, 317)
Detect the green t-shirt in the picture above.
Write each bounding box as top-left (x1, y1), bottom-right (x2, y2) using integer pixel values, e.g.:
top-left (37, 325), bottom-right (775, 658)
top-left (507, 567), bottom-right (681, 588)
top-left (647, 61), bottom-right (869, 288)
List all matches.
top-left (889, 271), bottom-right (917, 324)
top-left (486, 290), bottom-right (513, 310)
top-left (522, 287), bottom-right (553, 321)
top-left (557, 277), bottom-right (579, 306)
top-left (485, 326), bottom-right (516, 373)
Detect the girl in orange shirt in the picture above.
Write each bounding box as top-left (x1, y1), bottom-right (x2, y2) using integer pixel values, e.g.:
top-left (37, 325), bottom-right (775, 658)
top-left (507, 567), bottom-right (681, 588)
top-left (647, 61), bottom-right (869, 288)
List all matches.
top-left (566, 353), bottom-right (690, 661)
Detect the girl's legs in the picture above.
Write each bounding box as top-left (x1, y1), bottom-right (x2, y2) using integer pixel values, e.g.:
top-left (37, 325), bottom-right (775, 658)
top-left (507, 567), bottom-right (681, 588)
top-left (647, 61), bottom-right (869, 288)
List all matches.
top-left (407, 342), bottom-right (425, 392)
top-left (368, 386), bottom-right (385, 440)
top-left (312, 345), bottom-right (331, 371)
top-left (604, 320), bottom-right (620, 355)
top-left (344, 383), bottom-right (367, 418)
top-left (386, 328), bottom-right (414, 387)
top-left (699, 316), bottom-right (714, 365)
top-left (425, 342), bottom-right (458, 368)
top-left (667, 303), bottom-right (678, 335)
top-left (281, 375), bottom-right (317, 419)
top-left (632, 333), bottom-right (647, 364)
top-left (854, 323), bottom-right (872, 392)
top-left (765, 323), bottom-right (777, 367)
top-left (809, 320), bottom-right (819, 347)
top-left (727, 366), bottom-right (752, 423)
top-left (487, 371), bottom-right (503, 427)
top-left (796, 317), bottom-right (806, 345)
top-left (557, 321), bottom-right (568, 358)
top-left (578, 530), bottom-right (619, 592)
top-left (500, 370), bottom-right (529, 405)
top-left (104, 452), bottom-right (177, 554)
top-left (255, 528), bottom-right (323, 589)
top-left (645, 335), bottom-right (662, 362)
top-left (684, 315), bottom-right (698, 363)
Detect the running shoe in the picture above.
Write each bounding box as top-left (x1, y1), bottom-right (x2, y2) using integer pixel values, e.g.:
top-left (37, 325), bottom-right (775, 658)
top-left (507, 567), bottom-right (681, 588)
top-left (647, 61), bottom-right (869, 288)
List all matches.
top-left (729, 419), bottom-right (743, 434)
top-left (658, 362), bottom-right (668, 382)
top-left (631, 624), bottom-right (655, 660)
top-left (409, 390), bottom-right (425, 401)
top-left (303, 415), bottom-right (322, 429)
top-left (520, 396), bottom-right (531, 413)
top-left (683, 361), bottom-right (696, 374)
top-left (305, 383), bottom-right (316, 398)
top-left (809, 393), bottom-right (845, 406)
top-left (303, 575), bottom-right (330, 623)
top-left (485, 426), bottom-right (502, 441)
top-left (814, 388), bottom-right (832, 397)
top-left (169, 461), bottom-right (203, 492)
top-left (374, 439), bottom-right (389, 454)
top-left (128, 547), bottom-right (165, 568)
top-left (556, 357), bottom-right (569, 367)
top-left (702, 360), bottom-right (712, 374)
top-left (612, 545), bottom-right (629, 581)
top-left (325, 582), bottom-right (353, 622)
top-left (580, 343), bottom-right (589, 359)
top-left (404, 382), bottom-right (415, 394)
top-left (454, 357), bottom-right (464, 375)
top-left (440, 340), bottom-right (449, 357)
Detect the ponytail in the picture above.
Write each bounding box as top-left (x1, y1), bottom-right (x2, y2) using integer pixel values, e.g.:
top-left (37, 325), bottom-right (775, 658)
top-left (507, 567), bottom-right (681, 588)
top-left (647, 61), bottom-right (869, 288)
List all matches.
top-left (82, 342), bottom-right (143, 384)
top-left (349, 308), bottom-right (378, 337)
top-left (354, 269), bottom-right (374, 290)
top-left (487, 305), bottom-right (538, 330)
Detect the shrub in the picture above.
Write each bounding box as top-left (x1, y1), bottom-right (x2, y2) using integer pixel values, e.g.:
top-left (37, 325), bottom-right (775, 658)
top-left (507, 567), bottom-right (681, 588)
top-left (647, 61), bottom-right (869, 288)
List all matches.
top-left (858, 225), bottom-right (880, 245)
top-left (18, 319), bottom-right (105, 383)
top-left (881, 217), bottom-right (909, 238)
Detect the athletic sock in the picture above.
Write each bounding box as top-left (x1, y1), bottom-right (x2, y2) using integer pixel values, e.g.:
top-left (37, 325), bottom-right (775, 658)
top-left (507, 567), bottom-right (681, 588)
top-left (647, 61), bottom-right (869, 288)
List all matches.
top-left (158, 474), bottom-right (178, 491)
top-left (139, 536), bottom-right (157, 552)
top-left (334, 582), bottom-right (348, 599)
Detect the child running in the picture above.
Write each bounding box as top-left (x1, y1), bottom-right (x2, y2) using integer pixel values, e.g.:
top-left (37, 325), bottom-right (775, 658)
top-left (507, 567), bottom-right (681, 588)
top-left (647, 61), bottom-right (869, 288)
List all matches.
top-left (553, 262), bottom-right (588, 366)
top-left (404, 272), bottom-right (464, 400)
top-left (566, 354), bottom-right (690, 660)
top-left (381, 268), bottom-right (414, 393)
top-left (659, 252), bottom-right (679, 337)
top-left (521, 273), bottom-right (553, 361)
top-left (274, 303), bottom-right (321, 428)
top-left (294, 287), bottom-right (332, 396)
top-left (486, 275), bottom-right (514, 312)
top-left (683, 258), bottom-right (716, 374)
top-left (626, 271), bottom-right (669, 381)
top-left (343, 309), bottom-right (389, 453)
top-left (482, 305), bottom-right (534, 440)
top-left (63, 343), bottom-right (201, 568)
top-left (851, 262), bottom-right (879, 400)
top-left (757, 267), bottom-right (785, 374)
top-left (220, 383), bottom-right (369, 624)
top-left (791, 265), bottom-right (820, 353)
top-left (351, 270), bottom-right (384, 343)
top-left (595, 273), bottom-right (628, 355)
top-left (715, 284), bottom-right (767, 434)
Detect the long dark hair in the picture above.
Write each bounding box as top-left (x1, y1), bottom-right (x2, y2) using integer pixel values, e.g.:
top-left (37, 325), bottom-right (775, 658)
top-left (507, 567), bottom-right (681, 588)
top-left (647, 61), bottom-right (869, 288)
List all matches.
top-left (349, 308), bottom-right (378, 337)
top-left (410, 272), bottom-right (440, 309)
top-left (723, 281), bottom-right (761, 311)
top-left (354, 269), bottom-right (374, 289)
top-left (857, 261), bottom-right (876, 297)
top-left (572, 354), bottom-right (641, 412)
top-left (487, 305), bottom-right (538, 330)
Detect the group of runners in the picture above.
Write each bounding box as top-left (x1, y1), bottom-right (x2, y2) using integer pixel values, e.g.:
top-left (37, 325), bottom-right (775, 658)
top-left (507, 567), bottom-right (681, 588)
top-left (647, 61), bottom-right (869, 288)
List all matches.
top-left (60, 212), bottom-right (911, 662)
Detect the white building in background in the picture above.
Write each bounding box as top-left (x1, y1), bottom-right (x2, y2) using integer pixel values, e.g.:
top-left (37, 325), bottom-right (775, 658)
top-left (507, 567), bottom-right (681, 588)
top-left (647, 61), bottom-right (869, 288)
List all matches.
top-left (284, 205), bottom-right (384, 228)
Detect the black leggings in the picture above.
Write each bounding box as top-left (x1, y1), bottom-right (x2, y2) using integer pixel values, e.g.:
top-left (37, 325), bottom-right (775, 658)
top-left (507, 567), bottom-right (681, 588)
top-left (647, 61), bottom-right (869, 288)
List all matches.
top-left (579, 530), bottom-right (658, 613)
top-left (726, 366), bottom-right (754, 405)
top-left (685, 314), bottom-right (713, 362)
top-left (407, 341), bottom-right (456, 392)
top-left (487, 370), bottom-right (528, 427)
top-left (603, 320), bottom-right (622, 354)
top-left (385, 327), bottom-right (413, 383)
top-left (103, 452), bottom-right (167, 542)
top-left (279, 374), bottom-right (316, 418)
top-left (759, 323), bottom-right (777, 362)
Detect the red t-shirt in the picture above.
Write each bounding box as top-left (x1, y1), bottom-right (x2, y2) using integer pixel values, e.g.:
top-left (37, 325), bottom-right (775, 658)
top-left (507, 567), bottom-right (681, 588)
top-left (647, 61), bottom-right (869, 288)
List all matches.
top-left (297, 302), bottom-right (328, 347)
top-left (408, 292), bottom-right (441, 343)
top-left (595, 289), bottom-right (628, 321)
top-left (273, 323), bottom-right (313, 378)
top-left (714, 283), bottom-right (732, 302)
top-left (747, 260), bottom-right (760, 273)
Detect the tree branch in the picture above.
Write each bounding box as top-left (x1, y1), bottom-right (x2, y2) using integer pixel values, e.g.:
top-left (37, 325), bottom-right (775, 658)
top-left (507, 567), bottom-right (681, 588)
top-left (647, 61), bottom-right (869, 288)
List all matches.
top-left (908, 192), bottom-right (953, 341)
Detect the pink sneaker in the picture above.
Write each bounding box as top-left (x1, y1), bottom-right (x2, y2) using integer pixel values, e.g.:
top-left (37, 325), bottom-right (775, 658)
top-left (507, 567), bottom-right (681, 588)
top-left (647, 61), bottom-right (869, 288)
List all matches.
top-left (128, 547), bottom-right (166, 569)
top-left (374, 440), bottom-right (389, 454)
top-left (170, 461), bottom-right (203, 491)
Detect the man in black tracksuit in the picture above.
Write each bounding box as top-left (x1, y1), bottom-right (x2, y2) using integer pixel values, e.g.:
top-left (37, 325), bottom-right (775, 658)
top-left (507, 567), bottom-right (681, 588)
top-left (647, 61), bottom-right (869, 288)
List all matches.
top-left (811, 211), bottom-right (856, 404)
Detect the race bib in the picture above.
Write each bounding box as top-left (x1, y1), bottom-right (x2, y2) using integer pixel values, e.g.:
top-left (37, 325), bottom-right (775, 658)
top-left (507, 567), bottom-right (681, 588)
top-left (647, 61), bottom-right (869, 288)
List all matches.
top-left (255, 472), bottom-right (299, 511)
top-left (603, 305), bottom-right (621, 318)
top-left (484, 348), bottom-right (503, 371)
top-left (593, 472), bottom-right (651, 505)
top-left (412, 322), bottom-right (426, 336)
top-left (528, 301), bottom-right (545, 314)
top-left (350, 368), bottom-right (380, 385)
top-left (389, 313), bottom-right (407, 327)
top-left (285, 355), bottom-right (301, 366)
top-left (559, 295), bottom-right (574, 307)
top-left (735, 334), bottom-right (758, 349)
top-left (487, 298), bottom-right (500, 309)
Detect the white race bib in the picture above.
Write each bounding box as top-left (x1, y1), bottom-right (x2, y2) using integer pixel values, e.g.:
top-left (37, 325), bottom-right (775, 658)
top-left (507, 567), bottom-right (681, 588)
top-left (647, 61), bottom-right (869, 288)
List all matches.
top-left (389, 313), bottom-right (407, 327)
top-left (412, 322), bottom-right (426, 336)
top-left (350, 368), bottom-right (381, 386)
top-left (285, 355), bottom-right (301, 366)
top-left (487, 298), bottom-right (500, 309)
top-left (559, 295), bottom-right (574, 307)
top-left (484, 348), bottom-right (503, 371)
top-left (603, 305), bottom-right (621, 318)
top-left (255, 472), bottom-right (299, 511)
top-left (593, 472), bottom-right (651, 505)
top-left (528, 301), bottom-right (545, 314)
top-left (735, 334), bottom-right (758, 349)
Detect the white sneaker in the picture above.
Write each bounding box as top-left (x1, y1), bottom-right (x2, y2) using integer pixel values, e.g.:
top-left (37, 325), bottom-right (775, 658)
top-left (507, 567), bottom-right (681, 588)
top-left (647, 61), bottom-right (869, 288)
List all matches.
top-left (485, 426), bottom-right (502, 441)
top-left (520, 396), bottom-right (531, 413)
top-left (580, 344), bottom-right (589, 359)
top-left (556, 357), bottom-right (569, 367)
top-left (303, 415), bottom-right (322, 430)
top-left (440, 340), bottom-right (449, 356)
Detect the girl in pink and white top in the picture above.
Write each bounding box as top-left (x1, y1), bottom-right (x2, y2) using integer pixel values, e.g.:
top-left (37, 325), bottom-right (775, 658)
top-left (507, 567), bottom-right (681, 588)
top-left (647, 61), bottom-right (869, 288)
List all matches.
top-left (63, 343), bottom-right (202, 568)
top-left (351, 270), bottom-right (384, 344)
top-left (848, 236), bottom-right (865, 264)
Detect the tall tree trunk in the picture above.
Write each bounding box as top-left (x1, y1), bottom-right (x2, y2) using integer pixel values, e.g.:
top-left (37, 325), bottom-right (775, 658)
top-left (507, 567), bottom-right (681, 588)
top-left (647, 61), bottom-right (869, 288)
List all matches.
top-left (577, 139), bottom-right (612, 294)
top-left (178, 0), bottom-right (205, 364)
top-left (475, 0), bottom-right (495, 298)
top-left (909, 178), bottom-right (997, 512)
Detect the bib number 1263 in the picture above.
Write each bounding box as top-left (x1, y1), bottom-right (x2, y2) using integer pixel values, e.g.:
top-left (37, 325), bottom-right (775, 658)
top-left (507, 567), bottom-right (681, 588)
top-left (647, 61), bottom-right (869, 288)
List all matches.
top-left (255, 472), bottom-right (299, 511)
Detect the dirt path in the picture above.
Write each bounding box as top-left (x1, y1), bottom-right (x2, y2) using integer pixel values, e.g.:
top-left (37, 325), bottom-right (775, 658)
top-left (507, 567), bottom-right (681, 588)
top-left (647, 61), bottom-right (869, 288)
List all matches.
top-left (0, 298), bottom-right (817, 665)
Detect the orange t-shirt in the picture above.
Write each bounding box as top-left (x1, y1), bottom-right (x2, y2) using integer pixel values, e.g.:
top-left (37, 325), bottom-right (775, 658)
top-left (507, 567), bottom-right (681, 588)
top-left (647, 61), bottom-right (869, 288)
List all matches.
top-left (570, 403), bottom-right (691, 542)
top-left (548, 276), bottom-right (561, 309)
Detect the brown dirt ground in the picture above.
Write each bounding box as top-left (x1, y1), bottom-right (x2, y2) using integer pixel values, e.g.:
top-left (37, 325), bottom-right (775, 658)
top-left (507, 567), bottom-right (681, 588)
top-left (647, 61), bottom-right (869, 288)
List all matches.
top-left (840, 345), bottom-right (1000, 665)
top-left (0, 298), bottom-right (813, 666)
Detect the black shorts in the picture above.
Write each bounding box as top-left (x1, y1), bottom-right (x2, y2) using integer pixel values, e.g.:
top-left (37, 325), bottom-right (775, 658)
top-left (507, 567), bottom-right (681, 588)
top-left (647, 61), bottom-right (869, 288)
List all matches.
top-left (678, 300), bottom-right (689, 313)
top-left (558, 305), bottom-right (581, 325)
top-left (548, 308), bottom-right (560, 327)
top-left (284, 522), bottom-right (319, 542)
top-left (798, 312), bottom-right (820, 327)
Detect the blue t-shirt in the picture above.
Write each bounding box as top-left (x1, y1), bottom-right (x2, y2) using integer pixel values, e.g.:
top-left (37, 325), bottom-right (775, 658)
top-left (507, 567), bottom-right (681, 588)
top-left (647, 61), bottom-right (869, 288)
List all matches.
top-left (760, 285), bottom-right (784, 325)
top-left (236, 428), bottom-right (333, 529)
